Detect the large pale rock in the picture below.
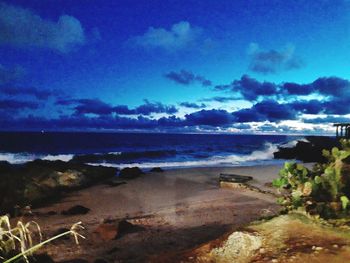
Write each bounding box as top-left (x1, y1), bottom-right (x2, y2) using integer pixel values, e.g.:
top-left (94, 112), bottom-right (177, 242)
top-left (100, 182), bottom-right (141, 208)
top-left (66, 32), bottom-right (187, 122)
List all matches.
top-left (208, 232), bottom-right (262, 263)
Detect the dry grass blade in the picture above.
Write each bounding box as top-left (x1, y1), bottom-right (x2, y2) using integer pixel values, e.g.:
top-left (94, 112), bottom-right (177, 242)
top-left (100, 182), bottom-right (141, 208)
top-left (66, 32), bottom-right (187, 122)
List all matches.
top-left (0, 215), bottom-right (85, 263)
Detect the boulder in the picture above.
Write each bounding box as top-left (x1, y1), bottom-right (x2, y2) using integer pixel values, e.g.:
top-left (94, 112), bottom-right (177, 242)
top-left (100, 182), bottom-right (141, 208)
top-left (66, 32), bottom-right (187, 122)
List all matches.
top-left (219, 174), bottom-right (253, 183)
top-left (274, 136), bottom-right (340, 163)
top-left (94, 219), bottom-right (145, 241)
top-left (119, 167), bottom-right (143, 179)
top-left (94, 223), bottom-right (119, 241)
top-left (150, 167), bottom-right (164, 173)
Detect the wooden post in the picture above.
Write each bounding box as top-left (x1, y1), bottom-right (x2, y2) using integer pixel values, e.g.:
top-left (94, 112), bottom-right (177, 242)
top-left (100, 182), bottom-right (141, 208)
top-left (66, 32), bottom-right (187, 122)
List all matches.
top-left (336, 126), bottom-right (339, 137)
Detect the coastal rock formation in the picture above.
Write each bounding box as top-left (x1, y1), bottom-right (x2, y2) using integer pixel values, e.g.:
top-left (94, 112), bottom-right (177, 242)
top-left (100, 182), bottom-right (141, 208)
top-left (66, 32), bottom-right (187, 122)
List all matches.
top-left (0, 160), bottom-right (117, 214)
top-left (150, 167), bottom-right (164, 173)
top-left (189, 213), bottom-right (350, 262)
top-left (274, 136), bottom-right (340, 162)
top-left (119, 167), bottom-right (144, 179)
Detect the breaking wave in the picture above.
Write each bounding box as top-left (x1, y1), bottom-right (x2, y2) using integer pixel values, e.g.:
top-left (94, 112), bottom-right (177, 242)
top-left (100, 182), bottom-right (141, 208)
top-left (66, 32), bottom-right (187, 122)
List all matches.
top-left (87, 143), bottom-right (281, 169)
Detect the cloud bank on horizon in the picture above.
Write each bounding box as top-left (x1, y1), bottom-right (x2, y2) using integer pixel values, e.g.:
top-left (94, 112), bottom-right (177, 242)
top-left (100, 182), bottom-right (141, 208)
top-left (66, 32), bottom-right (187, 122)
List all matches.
top-left (0, 0), bottom-right (349, 135)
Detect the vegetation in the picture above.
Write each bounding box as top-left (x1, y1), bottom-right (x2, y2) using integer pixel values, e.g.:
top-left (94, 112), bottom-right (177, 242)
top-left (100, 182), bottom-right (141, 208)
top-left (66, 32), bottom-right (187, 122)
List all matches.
top-left (273, 139), bottom-right (350, 219)
top-left (0, 215), bottom-right (84, 262)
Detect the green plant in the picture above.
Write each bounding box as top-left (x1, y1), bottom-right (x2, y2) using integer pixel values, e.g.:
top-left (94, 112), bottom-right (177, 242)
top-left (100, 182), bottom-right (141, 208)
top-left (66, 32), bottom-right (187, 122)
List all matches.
top-left (0, 215), bottom-right (85, 263)
top-left (273, 139), bottom-right (350, 218)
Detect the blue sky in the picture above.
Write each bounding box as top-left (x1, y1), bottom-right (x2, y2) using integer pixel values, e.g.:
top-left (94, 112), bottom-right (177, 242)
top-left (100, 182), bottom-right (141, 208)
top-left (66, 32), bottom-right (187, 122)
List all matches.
top-left (1, 0), bottom-right (350, 134)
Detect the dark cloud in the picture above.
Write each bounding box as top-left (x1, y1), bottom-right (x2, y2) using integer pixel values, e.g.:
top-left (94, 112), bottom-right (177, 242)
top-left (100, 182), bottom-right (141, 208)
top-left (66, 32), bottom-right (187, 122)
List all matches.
top-left (282, 77), bottom-right (350, 96)
top-left (303, 116), bottom-right (350, 124)
top-left (0, 99), bottom-right (39, 110)
top-left (200, 96), bottom-right (241, 103)
top-left (164, 70), bottom-right (212, 86)
top-left (0, 2), bottom-right (85, 52)
top-left (185, 109), bottom-right (235, 126)
top-left (73, 99), bottom-right (114, 115)
top-left (248, 43), bottom-right (304, 74)
top-left (135, 100), bottom-right (178, 115)
top-left (1, 86), bottom-right (52, 100)
top-left (288, 100), bottom-right (325, 114)
top-left (179, 102), bottom-right (206, 109)
top-left (56, 98), bottom-right (178, 116)
top-left (233, 100), bottom-right (296, 123)
top-left (222, 75), bottom-right (278, 101)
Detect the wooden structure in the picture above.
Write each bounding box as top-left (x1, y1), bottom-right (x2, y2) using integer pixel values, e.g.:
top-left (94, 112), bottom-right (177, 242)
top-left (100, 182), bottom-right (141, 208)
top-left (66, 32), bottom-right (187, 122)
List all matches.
top-left (334, 123), bottom-right (350, 138)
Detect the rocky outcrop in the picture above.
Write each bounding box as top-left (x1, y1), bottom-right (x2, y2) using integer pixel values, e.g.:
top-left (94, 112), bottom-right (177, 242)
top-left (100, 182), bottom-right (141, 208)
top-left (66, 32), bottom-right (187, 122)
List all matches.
top-left (274, 136), bottom-right (340, 163)
top-left (0, 160), bottom-right (117, 214)
top-left (119, 167), bottom-right (143, 179)
top-left (189, 213), bottom-right (350, 262)
top-left (150, 167), bottom-right (164, 173)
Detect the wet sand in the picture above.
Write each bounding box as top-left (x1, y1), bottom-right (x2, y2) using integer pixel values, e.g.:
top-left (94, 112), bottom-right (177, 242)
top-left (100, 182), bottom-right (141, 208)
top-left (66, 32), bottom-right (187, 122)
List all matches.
top-left (27, 165), bottom-right (284, 262)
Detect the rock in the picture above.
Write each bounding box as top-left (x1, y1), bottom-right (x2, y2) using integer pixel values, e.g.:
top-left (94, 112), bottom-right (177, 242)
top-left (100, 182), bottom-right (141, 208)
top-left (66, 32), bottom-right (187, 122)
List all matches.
top-left (274, 136), bottom-right (340, 163)
top-left (209, 231), bottom-right (262, 262)
top-left (62, 205), bottom-right (90, 215)
top-left (94, 219), bottom-right (145, 241)
top-left (104, 179), bottom-right (126, 187)
top-left (219, 173), bottom-right (253, 183)
top-left (95, 223), bottom-right (119, 241)
top-left (0, 159), bottom-right (117, 214)
top-left (117, 219), bottom-right (145, 237)
top-left (55, 170), bottom-right (85, 188)
top-left (220, 181), bottom-right (248, 189)
top-left (150, 167), bottom-right (164, 173)
top-left (119, 167), bottom-right (143, 179)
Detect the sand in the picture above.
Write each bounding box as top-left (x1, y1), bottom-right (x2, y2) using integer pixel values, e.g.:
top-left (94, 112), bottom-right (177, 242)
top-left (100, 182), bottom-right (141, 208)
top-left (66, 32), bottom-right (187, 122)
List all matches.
top-left (26, 165), bottom-right (284, 262)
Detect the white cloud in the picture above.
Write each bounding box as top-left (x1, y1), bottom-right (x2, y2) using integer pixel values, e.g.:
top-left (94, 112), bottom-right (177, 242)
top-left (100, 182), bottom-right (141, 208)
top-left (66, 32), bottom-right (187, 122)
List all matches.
top-left (130, 21), bottom-right (202, 51)
top-left (0, 2), bottom-right (85, 53)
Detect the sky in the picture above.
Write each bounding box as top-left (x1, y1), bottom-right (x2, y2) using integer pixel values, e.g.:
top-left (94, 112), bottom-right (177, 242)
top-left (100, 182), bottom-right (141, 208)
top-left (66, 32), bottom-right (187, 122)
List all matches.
top-left (0, 0), bottom-right (350, 134)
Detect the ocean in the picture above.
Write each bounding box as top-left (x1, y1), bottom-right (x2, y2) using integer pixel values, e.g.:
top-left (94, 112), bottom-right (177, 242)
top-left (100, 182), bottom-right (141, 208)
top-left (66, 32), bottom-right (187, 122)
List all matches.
top-left (0, 132), bottom-right (301, 168)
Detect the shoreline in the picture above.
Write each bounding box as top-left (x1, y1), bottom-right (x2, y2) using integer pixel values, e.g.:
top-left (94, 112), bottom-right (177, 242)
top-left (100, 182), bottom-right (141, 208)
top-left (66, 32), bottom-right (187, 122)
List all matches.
top-left (20, 164), bottom-right (285, 262)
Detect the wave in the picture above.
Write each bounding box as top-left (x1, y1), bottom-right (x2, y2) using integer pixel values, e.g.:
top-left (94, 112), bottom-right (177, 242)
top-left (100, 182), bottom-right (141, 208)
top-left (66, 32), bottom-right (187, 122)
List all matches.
top-left (88, 143), bottom-right (281, 169)
top-left (0, 152), bottom-right (74, 164)
top-left (71, 150), bottom-right (177, 163)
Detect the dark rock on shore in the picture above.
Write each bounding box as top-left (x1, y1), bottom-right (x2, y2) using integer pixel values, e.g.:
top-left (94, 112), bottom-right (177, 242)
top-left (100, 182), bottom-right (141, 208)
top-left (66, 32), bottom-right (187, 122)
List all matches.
top-left (0, 160), bottom-right (117, 214)
top-left (62, 205), bottom-right (90, 215)
top-left (119, 167), bottom-right (143, 179)
top-left (274, 136), bottom-right (340, 163)
top-left (150, 167), bottom-right (164, 173)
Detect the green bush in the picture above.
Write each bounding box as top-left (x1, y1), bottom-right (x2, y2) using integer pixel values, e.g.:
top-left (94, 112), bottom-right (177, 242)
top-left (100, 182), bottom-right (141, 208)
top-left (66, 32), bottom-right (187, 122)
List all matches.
top-left (273, 139), bottom-right (350, 219)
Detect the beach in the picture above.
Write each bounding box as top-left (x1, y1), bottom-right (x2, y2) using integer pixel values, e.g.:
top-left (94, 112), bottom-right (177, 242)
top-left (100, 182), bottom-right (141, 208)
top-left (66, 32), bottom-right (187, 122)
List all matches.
top-left (24, 165), bottom-right (283, 262)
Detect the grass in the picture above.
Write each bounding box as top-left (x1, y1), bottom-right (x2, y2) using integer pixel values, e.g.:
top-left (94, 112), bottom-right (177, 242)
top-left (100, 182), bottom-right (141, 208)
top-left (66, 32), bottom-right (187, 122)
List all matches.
top-left (0, 215), bottom-right (85, 263)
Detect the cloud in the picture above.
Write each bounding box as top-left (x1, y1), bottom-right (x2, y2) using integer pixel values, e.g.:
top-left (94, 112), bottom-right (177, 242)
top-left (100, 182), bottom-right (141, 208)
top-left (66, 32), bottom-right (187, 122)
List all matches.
top-left (248, 43), bottom-right (304, 74)
top-left (233, 100), bottom-right (296, 123)
top-left (185, 109), bottom-right (235, 126)
top-left (179, 102), bottom-right (206, 109)
top-left (213, 75), bottom-right (278, 101)
top-left (303, 116), bottom-right (350, 124)
top-left (0, 2), bottom-right (85, 52)
top-left (164, 69), bottom-right (212, 86)
top-left (282, 77), bottom-right (350, 96)
top-left (1, 86), bottom-right (52, 99)
top-left (200, 96), bottom-right (241, 103)
top-left (56, 98), bottom-right (178, 116)
top-left (135, 100), bottom-right (178, 115)
top-left (0, 99), bottom-right (39, 110)
top-left (130, 21), bottom-right (202, 51)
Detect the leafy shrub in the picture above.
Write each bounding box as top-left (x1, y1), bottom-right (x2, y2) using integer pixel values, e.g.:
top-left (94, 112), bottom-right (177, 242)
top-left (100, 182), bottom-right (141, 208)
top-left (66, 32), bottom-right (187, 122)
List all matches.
top-left (273, 139), bottom-right (350, 219)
